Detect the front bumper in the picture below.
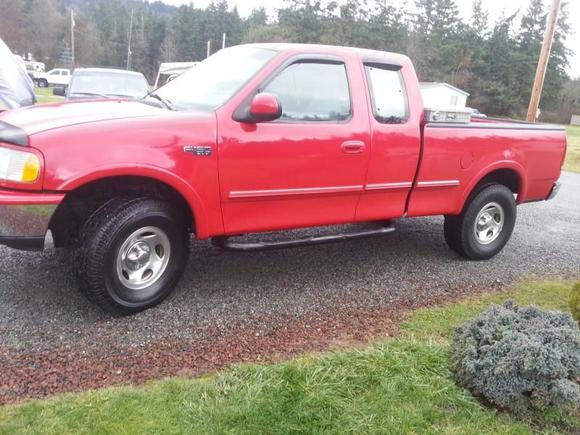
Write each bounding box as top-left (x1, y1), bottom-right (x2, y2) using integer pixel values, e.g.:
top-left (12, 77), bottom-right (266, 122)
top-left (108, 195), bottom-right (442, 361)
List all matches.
top-left (0, 189), bottom-right (64, 250)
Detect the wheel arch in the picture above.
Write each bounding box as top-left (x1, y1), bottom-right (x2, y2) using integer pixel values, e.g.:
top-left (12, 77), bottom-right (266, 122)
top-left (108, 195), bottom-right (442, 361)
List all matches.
top-left (460, 162), bottom-right (527, 212)
top-left (49, 169), bottom-right (209, 247)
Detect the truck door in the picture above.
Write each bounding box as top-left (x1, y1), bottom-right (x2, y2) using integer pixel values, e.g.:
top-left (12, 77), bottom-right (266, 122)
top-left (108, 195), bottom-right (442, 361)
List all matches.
top-left (356, 63), bottom-right (422, 221)
top-left (218, 57), bottom-right (371, 234)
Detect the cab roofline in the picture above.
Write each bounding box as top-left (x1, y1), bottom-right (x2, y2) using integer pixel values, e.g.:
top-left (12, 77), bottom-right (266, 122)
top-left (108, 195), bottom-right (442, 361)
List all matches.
top-left (241, 43), bottom-right (411, 65)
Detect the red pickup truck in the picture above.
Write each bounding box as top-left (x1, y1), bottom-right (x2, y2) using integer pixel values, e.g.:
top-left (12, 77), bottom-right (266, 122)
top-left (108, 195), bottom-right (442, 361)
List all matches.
top-left (0, 44), bottom-right (567, 313)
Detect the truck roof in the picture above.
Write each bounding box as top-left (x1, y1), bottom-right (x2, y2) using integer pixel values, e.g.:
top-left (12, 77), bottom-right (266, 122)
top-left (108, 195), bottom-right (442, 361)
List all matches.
top-left (73, 68), bottom-right (145, 77)
top-left (246, 43), bottom-right (411, 66)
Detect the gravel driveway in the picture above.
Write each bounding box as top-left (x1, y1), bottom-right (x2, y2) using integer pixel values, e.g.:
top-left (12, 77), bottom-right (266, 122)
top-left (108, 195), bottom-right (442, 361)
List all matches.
top-left (1, 171), bottom-right (579, 403)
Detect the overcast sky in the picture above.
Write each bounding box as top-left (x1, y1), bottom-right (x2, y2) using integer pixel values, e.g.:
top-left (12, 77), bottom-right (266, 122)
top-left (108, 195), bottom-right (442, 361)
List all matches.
top-left (161, 0), bottom-right (580, 78)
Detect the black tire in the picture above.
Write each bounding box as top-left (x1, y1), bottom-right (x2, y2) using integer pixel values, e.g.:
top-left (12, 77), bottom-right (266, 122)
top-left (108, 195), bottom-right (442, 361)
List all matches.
top-left (444, 184), bottom-right (516, 260)
top-left (74, 198), bottom-right (190, 314)
top-left (37, 79), bottom-right (48, 88)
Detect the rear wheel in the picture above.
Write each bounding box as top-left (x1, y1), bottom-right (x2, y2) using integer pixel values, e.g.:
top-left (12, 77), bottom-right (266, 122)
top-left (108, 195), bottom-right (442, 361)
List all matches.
top-left (74, 198), bottom-right (189, 314)
top-left (37, 79), bottom-right (48, 88)
top-left (444, 184), bottom-right (516, 260)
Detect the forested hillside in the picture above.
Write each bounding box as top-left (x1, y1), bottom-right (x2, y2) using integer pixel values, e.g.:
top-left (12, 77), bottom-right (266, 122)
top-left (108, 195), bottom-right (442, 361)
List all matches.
top-left (0, 0), bottom-right (578, 121)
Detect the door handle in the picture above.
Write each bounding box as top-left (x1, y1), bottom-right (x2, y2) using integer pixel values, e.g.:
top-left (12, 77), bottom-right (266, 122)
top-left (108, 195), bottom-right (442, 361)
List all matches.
top-left (341, 141), bottom-right (366, 154)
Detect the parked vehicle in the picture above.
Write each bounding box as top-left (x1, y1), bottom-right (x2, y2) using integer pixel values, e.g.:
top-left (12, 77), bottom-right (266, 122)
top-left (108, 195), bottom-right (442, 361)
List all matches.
top-left (0, 38), bottom-right (36, 110)
top-left (34, 68), bottom-right (71, 88)
top-left (0, 44), bottom-right (567, 314)
top-left (25, 61), bottom-right (45, 73)
top-left (54, 68), bottom-right (149, 100)
top-left (154, 62), bottom-right (197, 88)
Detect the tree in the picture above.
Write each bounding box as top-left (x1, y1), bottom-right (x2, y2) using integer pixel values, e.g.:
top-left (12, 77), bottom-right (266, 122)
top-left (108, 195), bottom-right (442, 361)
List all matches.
top-left (454, 1), bottom-right (489, 96)
top-left (73, 12), bottom-right (104, 68)
top-left (140, 11), bottom-right (168, 78)
top-left (556, 78), bottom-right (580, 122)
top-left (0, 0), bottom-right (27, 54)
top-left (277, 0), bottom-right (327, 43)
top-left (474, 12), bottom-right (522, 115)
top-left (368, 1), bottom-right (408, 53)
top-left (1, 0), bottom-right (572, 119)
top-left (245, 7), bottom-right (268, 28)
top-left (542, 0), bottom-right (572, 111)
top-left (23, 0), bottom-right (64, 66)
top-left (516, 0), bottom-right (570, 114)
top-left (410, 0), bottom-right (464, 81)
top-left (471, 0), bottom-right (488, 37)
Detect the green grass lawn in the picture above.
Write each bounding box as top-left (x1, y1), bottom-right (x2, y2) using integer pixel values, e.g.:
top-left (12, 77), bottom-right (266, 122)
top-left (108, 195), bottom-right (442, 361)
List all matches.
top-left (565, 125), bottom-right (580, 173)
top-left (34, 87), bottom-right (64, 105)
top-left (0, 280), bottom-right (577, 434)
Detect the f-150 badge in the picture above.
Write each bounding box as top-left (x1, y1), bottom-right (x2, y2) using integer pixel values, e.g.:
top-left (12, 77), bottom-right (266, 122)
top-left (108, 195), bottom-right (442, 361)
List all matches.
top-left (183, 145), bottom-right (212, 156)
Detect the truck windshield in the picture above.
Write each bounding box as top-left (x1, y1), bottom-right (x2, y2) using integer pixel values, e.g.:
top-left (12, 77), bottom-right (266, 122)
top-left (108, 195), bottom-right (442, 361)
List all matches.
top-left (153, 46), bottom-right (276, 112)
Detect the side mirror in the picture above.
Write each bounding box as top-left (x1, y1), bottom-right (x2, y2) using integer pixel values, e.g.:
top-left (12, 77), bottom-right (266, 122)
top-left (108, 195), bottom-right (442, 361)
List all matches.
top-left (53, 87), bottom-right (66, 97)
top-left (247, 93), bottom-right (282, 123)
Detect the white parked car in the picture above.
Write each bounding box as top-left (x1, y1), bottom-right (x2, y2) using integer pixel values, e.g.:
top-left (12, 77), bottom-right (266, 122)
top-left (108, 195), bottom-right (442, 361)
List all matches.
top-left (34, 68), bottom-right (71, 88)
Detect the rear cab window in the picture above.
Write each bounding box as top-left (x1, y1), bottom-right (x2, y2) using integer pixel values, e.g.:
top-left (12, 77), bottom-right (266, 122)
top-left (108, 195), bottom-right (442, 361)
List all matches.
top-left (364, 63), bottom-right (408, 124)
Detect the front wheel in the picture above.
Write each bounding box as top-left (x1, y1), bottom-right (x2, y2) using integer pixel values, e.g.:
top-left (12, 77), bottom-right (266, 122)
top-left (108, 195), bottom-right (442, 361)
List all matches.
top-left (74, 198), bottom-right (190, 314)
top-left (444, 184), bottom-right (516, 260)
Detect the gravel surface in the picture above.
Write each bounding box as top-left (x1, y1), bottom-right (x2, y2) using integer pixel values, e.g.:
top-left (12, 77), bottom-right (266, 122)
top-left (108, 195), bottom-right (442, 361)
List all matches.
top-left (0, 171), bottom-right (579, 403)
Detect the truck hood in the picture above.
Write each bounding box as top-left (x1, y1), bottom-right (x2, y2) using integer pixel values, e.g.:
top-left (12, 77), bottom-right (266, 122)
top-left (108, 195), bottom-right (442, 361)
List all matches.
top-left (0, 99), bottom-right (164, 136)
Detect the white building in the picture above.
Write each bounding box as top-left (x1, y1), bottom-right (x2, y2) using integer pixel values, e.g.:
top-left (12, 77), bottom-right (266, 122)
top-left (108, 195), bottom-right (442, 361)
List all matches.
top-left (420, 82), bottom-right (469, 109)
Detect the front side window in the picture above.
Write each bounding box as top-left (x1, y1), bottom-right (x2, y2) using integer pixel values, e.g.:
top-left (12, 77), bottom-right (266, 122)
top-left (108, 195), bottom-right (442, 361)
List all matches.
top-left (365, 65), bottom-right (408, 124)
top-left (263, 62), bottom-right (351, 122)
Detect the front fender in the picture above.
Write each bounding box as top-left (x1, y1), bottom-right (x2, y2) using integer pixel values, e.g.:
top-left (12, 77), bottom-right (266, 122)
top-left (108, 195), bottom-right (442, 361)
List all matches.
top-left (57, 165), bottom-right (211, 239)
top-left (29, 109), bottom-right (222, 238)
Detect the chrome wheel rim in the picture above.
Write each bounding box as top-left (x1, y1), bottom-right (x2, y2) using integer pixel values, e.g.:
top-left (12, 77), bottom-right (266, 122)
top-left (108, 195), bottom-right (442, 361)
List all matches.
top-left (116, 226), bottom-right (171, 290)
top-left (474, 202), bottom-right (504, 245)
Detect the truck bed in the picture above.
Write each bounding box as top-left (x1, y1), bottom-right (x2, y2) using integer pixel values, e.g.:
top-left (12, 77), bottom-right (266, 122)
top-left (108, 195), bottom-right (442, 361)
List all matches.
top-left (408, 119), bottom-right (567, 217)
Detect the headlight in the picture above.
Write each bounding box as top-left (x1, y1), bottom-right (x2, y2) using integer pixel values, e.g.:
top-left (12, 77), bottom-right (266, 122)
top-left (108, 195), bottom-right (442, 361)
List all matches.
top-left (0, 147), bottom-right (41, 183)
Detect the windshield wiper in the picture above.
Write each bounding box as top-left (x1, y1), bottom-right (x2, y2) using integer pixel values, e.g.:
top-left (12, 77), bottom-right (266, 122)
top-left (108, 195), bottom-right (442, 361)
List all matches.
top-left (146, 93), bottom-right (175, 111)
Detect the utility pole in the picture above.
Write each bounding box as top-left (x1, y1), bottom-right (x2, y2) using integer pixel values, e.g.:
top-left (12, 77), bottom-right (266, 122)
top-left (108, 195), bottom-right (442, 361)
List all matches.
top-left (526, 0), bottom-right (562, 122)
top-left (222, 33), bottom-right (226, 50)
top-left (70, 9), bottom-right (75, 69)
top-left (207, 40), bottom-right (211, 58)
top-left (126, 8), bottom-right (134, 70)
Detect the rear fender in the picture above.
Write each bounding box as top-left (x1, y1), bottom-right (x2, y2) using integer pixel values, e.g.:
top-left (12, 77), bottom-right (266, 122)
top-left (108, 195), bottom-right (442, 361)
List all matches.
top-left (460, 161), bottom-right (527, 210)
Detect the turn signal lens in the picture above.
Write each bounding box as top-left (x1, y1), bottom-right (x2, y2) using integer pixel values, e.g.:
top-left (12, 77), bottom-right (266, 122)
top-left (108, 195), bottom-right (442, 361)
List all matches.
top-left (21, 154), bottom-right (41, 182)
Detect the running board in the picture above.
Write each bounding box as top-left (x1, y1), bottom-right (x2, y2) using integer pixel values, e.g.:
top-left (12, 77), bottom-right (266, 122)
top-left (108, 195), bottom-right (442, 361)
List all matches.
top-left (212, 225), bottom-right (396, 252)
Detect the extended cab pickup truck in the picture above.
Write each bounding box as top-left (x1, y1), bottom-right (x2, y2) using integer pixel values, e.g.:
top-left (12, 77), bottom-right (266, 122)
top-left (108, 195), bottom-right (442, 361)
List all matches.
top-left (0, 44), bottom-right (567, 314)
